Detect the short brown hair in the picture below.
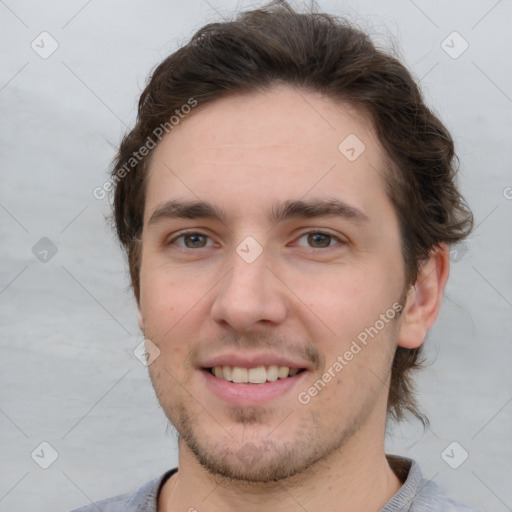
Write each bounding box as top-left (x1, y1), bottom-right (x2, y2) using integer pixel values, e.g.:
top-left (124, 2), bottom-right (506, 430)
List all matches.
top-left (111, 0), bottom-right (473, 424)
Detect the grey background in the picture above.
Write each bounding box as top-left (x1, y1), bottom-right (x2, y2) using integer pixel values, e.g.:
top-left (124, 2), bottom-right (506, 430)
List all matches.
top-left (1, 0), bottom-right (511, 510)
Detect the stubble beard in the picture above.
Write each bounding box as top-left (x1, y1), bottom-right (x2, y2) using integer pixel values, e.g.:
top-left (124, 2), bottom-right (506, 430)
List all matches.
top-left (150, 371), bottom-right (378, 484)
top-left (145, 308), bottom-right (402, 484)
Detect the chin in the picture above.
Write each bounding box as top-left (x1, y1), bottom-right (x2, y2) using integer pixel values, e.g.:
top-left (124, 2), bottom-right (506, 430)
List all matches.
top-left (188, 436), bottom-right (320, 483)
top-left (172, 403), bottom-right (357, 484)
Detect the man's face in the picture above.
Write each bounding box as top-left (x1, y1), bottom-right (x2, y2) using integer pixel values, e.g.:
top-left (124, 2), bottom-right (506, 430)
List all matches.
top-left (138, 86), bottom-right (408, 482)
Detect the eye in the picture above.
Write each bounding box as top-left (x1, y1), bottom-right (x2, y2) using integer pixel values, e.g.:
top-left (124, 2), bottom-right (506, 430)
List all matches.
top-left (169, 232), bottom-right (214, 249)
top-left (295, 231), bottom-right (344, 249)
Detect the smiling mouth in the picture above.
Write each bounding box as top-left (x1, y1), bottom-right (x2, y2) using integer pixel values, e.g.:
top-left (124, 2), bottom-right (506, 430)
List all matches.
top-left (207, 366), bottom-right (306, 384)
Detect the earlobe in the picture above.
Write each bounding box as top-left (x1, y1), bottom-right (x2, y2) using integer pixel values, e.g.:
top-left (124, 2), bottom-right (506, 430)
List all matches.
top-left (397, 244), bottom-right (450, 349)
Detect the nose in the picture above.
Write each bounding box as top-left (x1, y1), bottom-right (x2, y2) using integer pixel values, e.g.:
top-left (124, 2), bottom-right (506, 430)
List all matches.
top-left (210, 246), bottom-right (288, 333)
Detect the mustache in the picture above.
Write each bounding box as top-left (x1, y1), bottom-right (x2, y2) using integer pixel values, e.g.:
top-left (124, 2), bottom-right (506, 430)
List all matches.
top-left (188, 331), bottom-right (323, 369)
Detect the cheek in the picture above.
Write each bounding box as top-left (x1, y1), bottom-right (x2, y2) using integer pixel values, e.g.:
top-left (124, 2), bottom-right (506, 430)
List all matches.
top-left (140, 251), bottom-right (190, 312)
top-left (139, 261), bottom-right (213, 365)
top-left (139, 264), bottom-right (185, 342)
top-left (140, 275), bottom-right (173, 323)
top-left (284, 262), bottom-right (397, 341)
top-left (140, 275), bottom-right (192, 383)
top-left (306, 319), bottom-right (399, 422)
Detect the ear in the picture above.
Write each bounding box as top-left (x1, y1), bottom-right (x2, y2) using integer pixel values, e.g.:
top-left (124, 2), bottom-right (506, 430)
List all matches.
top-left (137, 301), bottom-right (145, 333)
top-left (397, 243), bottom-right (450, 349)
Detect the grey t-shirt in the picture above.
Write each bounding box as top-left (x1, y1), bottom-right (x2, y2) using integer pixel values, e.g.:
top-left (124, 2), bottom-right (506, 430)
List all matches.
top-left (70, 456), bottom-right (480, 511)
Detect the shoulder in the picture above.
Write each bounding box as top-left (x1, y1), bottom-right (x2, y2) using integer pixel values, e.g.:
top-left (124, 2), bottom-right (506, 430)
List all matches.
top-left (414, 480), bottom-right (482, 512)
top-left (69, 468), bottom-right (177, 512)
top-left (70, 492), bottom-right (131, 512)
top-left (384, 456), bottom-right (481, 512)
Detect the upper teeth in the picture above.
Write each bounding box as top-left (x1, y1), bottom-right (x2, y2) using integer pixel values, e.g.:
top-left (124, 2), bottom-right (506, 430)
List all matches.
top-left (212, 366), bottom-right (300, 384)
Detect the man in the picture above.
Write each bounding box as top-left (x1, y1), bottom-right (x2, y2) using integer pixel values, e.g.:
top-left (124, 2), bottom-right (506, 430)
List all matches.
top-left (74, 1), bottom-right (479, 510)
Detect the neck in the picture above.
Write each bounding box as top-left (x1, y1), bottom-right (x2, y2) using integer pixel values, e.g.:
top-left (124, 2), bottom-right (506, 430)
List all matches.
top-left (158, 433), bottom-right (403, 512)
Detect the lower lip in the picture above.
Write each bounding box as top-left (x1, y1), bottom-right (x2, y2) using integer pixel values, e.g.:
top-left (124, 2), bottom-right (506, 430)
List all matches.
top-left (201, 369), bottom-right (307, 406)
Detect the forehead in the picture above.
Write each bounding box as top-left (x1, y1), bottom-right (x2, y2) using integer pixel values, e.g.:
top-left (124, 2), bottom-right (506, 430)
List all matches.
top-left (143, 85), bottom-right (392, 225)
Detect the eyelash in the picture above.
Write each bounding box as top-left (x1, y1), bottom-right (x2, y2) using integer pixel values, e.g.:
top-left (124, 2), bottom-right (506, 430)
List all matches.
top-left (167, 230), bottom-right (345, 250)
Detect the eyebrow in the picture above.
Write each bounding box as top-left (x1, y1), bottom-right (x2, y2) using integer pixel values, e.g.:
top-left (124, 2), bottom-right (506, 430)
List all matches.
top-left (148, 197), bottom-right (369, 227)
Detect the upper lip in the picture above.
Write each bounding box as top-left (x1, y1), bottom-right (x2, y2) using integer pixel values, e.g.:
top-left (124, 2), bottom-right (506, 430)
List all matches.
top-left (200, 352), bottom-right (311, 370)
